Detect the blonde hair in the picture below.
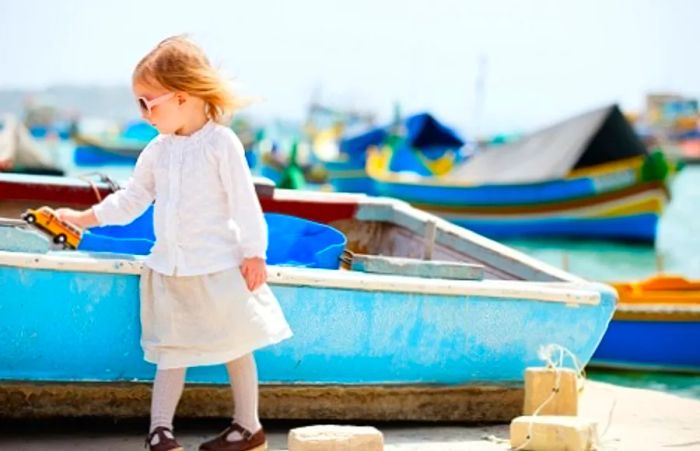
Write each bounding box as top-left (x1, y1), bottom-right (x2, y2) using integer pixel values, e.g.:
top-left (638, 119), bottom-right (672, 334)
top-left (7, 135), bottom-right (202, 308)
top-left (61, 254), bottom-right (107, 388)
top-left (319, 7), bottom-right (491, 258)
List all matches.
top-left (133, 35), bottom-right (246, 123)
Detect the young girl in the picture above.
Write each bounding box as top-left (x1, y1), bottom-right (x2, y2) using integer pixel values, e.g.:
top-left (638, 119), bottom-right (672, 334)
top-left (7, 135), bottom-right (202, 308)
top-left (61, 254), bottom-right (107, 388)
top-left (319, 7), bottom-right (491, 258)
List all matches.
top-left (57, 35), bottom-right (292, 451)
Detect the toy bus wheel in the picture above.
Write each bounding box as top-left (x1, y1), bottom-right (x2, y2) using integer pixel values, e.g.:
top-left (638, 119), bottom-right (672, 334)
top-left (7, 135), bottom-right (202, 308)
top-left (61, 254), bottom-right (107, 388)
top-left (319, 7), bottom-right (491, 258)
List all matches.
top-left (54, 234), bottom-right (67, 245)
top-left (25, 214), bottom-right (36, 224)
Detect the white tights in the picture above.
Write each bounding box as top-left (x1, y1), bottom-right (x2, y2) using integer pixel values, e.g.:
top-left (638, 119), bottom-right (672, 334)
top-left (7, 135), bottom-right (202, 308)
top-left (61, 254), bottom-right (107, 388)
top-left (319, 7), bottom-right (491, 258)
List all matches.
top-left (149, 353), bottom-right (262, 442)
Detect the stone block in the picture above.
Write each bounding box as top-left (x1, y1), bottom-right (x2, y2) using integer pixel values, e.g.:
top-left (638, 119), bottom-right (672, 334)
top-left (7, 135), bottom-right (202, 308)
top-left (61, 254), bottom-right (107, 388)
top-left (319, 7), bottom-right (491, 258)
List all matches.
top-left (288, 425), bottom-right (383, 451)
top-left (510, 415), bottom-right (597, 451)
top-left (524, 367), bottom-right (578, 416)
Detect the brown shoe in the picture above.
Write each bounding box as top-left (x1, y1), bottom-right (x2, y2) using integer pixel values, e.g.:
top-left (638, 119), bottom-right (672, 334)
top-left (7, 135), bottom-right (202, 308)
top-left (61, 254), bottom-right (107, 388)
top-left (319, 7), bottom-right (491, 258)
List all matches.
top-left (199, 422), bottom-right (267, 451)
top-left (145, 426), bottom-right (184, 451)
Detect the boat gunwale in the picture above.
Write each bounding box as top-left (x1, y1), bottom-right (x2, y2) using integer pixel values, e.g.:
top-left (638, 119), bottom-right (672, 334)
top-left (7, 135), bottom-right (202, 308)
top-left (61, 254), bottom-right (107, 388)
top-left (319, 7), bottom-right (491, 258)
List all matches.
top-left (0, 250), bottom-right (608, 306)
top-left (613, 303), bottom-right (700, 321)
top-left (0, 173), bottom-right (584, 284)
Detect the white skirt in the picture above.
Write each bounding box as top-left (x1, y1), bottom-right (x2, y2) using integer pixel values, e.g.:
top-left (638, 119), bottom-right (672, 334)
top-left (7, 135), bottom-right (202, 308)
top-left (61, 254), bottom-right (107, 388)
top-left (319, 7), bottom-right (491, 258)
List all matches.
top-left (139, 266), bottom-right (293, 369)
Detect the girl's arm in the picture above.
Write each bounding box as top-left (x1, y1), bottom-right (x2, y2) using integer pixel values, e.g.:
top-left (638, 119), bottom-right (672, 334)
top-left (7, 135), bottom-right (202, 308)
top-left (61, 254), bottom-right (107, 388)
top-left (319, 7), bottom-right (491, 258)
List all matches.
top-left (220, 130), bottom-right (268, 291)
top-left (57, 140), bottom-right (158, 229)
top-left (220, 130), bottom-right (267, 260)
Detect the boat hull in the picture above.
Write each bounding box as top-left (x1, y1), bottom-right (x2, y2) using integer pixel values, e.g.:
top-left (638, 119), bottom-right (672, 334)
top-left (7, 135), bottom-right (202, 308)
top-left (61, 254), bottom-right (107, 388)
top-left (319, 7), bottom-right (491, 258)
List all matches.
top-left (324, 159), bottom-right (377, 195)
top-left (366, 148), bottom-right (668, 242)
top-left (0, 261), bottom-right (615, 385)
top-left (446, 213), bottom-right (659, 242)
top-left (73, 145), bottom-right (139, 166)
top-left (591, 318), bottom-right (700, 373)
top-left (373, 179), bottom-right (666, 242)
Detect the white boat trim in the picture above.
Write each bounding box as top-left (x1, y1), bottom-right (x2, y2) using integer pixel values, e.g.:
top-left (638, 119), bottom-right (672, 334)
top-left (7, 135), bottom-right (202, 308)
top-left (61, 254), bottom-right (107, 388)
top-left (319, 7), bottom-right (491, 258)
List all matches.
top-left (615, 304), bottom-right (700, 315)
top-left (0, 250), bottom-right (603, 305)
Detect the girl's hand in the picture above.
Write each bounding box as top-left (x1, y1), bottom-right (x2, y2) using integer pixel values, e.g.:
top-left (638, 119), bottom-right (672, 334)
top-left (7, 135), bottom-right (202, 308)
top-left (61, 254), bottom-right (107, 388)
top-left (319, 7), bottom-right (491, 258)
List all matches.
top-left (240, 257), bottom-right (267, 292)
top-left (0, 158), bottom-right (14, 171)
top-left (55, 208), bottom-right (99, 229)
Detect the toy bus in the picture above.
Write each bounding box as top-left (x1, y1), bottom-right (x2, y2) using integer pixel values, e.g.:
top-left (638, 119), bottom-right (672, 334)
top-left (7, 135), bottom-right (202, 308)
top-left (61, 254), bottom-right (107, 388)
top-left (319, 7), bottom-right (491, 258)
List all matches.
top-left (21, 207), bottom-right (83, 249)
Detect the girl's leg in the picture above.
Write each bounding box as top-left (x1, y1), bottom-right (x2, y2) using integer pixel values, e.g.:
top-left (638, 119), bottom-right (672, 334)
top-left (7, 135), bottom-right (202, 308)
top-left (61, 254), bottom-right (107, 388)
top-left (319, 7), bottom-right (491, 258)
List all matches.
top-left (150, 367), bottom-right (187, 434)
top-left (225, 353), bottom-right (262, 439)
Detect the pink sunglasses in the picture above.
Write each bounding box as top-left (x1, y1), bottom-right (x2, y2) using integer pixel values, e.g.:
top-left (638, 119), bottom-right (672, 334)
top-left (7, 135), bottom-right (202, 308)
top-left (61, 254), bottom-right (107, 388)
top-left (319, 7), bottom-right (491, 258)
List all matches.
top-left (137, 92), bottom-right (174, 114)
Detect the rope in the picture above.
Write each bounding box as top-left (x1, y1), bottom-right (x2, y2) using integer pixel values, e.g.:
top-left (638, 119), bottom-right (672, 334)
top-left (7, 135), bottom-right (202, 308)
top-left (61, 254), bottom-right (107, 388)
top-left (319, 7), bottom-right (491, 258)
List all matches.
top-left (513, 344), bottom-right (586, 451)
top-left (594, 399), bottom-right (621, 450)
top-left (76, 172), bottom-right (121, 203)
top-left (480, 343), bottom-right (621, 450)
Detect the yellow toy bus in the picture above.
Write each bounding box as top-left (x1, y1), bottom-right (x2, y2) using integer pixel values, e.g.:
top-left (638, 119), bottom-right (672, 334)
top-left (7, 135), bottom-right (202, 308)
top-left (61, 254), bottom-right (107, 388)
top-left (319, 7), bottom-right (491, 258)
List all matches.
top-left (22, 206), bottom-right (83, 249)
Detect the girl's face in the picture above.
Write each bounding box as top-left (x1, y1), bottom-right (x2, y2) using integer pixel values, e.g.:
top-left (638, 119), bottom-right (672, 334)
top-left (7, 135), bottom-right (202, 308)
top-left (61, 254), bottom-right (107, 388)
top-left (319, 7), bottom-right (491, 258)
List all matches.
top-left (133, 80), bottom-right (184, 135)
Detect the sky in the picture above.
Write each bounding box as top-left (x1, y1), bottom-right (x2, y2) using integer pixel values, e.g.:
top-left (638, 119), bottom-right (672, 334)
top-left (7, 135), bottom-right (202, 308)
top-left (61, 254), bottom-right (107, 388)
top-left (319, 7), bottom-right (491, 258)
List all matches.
top-left (1, 0), bottom-right (698, 134)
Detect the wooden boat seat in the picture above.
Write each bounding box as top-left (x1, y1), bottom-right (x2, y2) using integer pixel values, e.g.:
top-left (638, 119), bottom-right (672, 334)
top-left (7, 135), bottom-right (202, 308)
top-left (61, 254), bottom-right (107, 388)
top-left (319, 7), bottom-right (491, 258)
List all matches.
top-left (342, 250), bottom-right (484, 280)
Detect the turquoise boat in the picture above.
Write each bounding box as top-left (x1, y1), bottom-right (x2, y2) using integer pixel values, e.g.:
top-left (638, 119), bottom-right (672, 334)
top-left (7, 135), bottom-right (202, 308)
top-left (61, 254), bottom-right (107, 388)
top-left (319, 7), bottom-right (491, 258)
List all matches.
top-left (0, 173), bottom-right (616, 421)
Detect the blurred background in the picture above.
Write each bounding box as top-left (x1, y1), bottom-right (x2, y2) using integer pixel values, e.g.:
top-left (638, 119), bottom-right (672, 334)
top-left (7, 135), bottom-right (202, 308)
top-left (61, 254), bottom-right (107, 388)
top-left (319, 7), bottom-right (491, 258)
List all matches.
top-left (1, 0), bottom-right (699, 397)
top-left (2, 0), bottom-right (699, 133)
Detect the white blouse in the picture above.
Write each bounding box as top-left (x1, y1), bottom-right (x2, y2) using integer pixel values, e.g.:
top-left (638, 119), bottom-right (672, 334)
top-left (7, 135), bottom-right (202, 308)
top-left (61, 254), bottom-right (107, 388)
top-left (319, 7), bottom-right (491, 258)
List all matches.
top-left (92, 121), bottom-right (267, 276)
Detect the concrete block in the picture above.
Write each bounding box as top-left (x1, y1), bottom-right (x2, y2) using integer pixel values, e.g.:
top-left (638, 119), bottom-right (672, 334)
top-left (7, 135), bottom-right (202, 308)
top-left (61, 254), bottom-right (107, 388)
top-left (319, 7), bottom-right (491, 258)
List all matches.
top-left (510, 415), bottom-right (597, 451)
top-left (524, 367), bottom-right (578, 416)
top-left (288, 425), bottom-right (384, 451)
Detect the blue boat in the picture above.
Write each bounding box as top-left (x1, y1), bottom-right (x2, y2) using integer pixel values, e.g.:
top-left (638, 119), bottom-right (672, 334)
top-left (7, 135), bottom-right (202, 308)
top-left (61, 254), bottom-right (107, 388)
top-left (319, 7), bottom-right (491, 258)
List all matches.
top-left (72, 120), bottom-right (158, 166)
top-left (29, 123), bottom-right (71, 140)
top-left (593, 317), bottom-right (700, 373)
top-left (315, 112), bottom-right (465, 194)
top-left (366, 105), bottom-right (671, 242)
top-left (591, 276), bottom-right (700, 373)
top-left (0, 174), bottom-right (616, 421)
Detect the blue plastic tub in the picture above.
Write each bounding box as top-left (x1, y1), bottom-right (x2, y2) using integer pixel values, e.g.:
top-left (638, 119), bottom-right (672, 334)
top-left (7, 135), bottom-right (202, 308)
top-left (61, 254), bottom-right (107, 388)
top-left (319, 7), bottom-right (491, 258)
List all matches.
top-left (265, 213), bottom-right (346, 269)
top-left (78, 208), bottom-right (346, 269)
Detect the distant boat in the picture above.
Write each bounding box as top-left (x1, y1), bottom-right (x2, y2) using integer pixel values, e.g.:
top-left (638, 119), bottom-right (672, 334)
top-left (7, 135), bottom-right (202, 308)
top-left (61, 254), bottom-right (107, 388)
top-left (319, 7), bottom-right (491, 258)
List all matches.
top-left (73, 120), bottom-right (260, 167)
top-left (0, 114), bottom-right (64, 175)
top-left (367, 105), bottom-right (671, 243)
top-left (71, 120), bottom-right (158, 165)
top-left (0, 172), bottom-right (615, 422)
top-left (28, 123), bottom-right (71, 140)
top-left (591, 275), bottom-right (700, 373)
top-left (316, 112), bottom-right (465, 194)
top-left (680, 138), bottom-right (700, 165)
